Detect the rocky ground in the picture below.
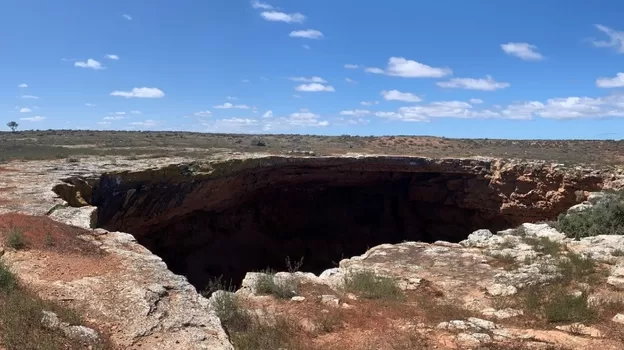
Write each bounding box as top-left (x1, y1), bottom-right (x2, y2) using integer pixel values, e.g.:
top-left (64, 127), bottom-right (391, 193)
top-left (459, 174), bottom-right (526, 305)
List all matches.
top-left (224, 205), bottom-right (624, 349)
top-left (0, 149), bottom-right (623, 349)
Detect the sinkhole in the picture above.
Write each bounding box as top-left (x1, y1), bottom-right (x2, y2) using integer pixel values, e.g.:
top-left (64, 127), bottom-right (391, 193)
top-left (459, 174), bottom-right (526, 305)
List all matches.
top-left (54, 156), bottom-right (591, 292)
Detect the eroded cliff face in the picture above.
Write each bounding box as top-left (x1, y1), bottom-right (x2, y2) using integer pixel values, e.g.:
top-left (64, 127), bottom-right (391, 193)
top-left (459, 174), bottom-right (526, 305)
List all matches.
top-left (53, 156), bottom-right (605, 289)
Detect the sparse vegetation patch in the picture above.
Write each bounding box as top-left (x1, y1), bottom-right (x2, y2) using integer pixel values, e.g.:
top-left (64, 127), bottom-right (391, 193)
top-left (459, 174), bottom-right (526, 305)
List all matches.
top-left (344, 270), bottom-right (404, 300)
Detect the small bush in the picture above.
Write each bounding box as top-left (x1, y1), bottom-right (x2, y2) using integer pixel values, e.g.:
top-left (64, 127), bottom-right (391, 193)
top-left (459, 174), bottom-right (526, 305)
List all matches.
top-left (229, 313), bottom-right (303, 350)
top-left (0, 263), bottom-right (17, 293)
top-left (557, 194), bottom-right (624, 239)
top-left (557, 252), bottom-right (595, 282)
top-left (255, 270), bottom-right (298, 299)
top-left (211, 291), bottom-right (251, 332)
top-left (5, 227), bottom-right (27, 250)
top-left (314, 309), bottom-right (344, 334)
top-left (523, 236), bottom-right (563, 257)
top-left (201, 275), bottom-right (236, 297)
top-left (285, 256), bottom-right (304, 273)
top-left (344, 270), bottom-right (404, 300)
top-left (488, 251), bottom-right (517, 265)
top-left (44, 232), bottom-right (54, 247)
top-left (521, 285), bottom-right (595, 324)
top-left (543, 291), bottom-right (594, 323)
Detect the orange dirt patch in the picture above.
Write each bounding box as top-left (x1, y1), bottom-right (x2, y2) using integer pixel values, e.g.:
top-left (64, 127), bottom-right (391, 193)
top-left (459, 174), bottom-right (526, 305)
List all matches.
top-left (0, 213), bottom-right (103, 256)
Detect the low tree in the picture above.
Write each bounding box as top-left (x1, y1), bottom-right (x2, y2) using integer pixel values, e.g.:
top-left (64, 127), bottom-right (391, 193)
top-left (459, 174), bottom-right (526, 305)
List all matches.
top-left (7, 121), bottom-right (18, 132)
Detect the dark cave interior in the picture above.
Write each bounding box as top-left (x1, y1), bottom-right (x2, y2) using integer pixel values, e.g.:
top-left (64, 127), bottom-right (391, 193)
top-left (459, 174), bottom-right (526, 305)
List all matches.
top-left (104, 172), bottom-right (515, 291)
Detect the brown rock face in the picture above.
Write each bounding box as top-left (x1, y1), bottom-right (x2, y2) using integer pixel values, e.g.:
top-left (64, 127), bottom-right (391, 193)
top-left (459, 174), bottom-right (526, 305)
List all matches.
top-left (54, 156), bottom-right (604, 290)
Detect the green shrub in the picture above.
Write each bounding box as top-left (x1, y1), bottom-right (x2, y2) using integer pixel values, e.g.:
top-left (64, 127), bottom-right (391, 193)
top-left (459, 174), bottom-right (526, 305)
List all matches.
top-left (0, 263), bottom-right (17, 293)
top-left (543, 291), bottom-right (594, 323)
top-left (255, 270), bottom-right (298, 299)
top-left (521, 285), bottom-right (595, 324)
top-left (558, 194), bottom-right (624, 239)
top-left (557, 252), bottom-right (595, 282)
top-left (344, 270), bottom-right (404, 300)
top-left (5, 227), bottom-right (27, 250)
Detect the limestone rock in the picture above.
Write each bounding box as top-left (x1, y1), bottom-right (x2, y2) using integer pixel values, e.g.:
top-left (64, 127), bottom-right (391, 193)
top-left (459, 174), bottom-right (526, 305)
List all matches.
top-left (41, 310), bottom-right (99, 343)
top-left (291, 296), bottom-right (305, 302)
top-left (486, 283), bottom-right (517, 296)
top-left (482, 308), bottom-right (523, 319)
top-left (607, 265), bottom-right (624, 290)
top-left (320, 295), bottom-right (340, 307)
top-left (48, 206), bottom-right (98, 229)
top-left (612, 313), bottom-right (624, 324)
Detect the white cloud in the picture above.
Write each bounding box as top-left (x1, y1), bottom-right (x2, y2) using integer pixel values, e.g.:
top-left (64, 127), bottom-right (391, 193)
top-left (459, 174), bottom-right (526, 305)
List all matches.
top-left (365, 67), bottom-right (385, 74)
top-left (75, 59), bottom-right (105, 70)
top-left (295, 83), bottom-right (335, 92)
top-left (130, 119), bottom-right (160, 127)
top-left (19, 108), bottom-right (32, 113)
top-left (97, 121), bottom-right (111, 125)
top-left (113, 111), bottom-right (126, 115)
top-left (373, 94), bottom-right (624, 121)
top-left (227, 96), bottom-right (238, 100)
top-left (597, 72), bottom-right (624, 88)
top-left (106, 54), bottom-right (119, 60)
top-left (103, 116), bottom-right (125, 120)
top-left (122, 14), bottom-right (132, 20)
top-left (242, 79), bottom-right (251, 83)
top-left (110, 87), bottom-right (165, 98)
top-left (437, 75), bottom-right (510, 91)
top-left (21, 95), bottom-right (38, 99)
top-left (287, 110), bottom-right (329, 127)
top-left (20, 116), bottom-right (45, 122)
top-left (340, 109), bottom-right (371, 116)
top-left (293, 94), bottom-right (302, 98)
top-left (469, 99), bottom-right (484, 104)
top-left (381, 90), bottom-right (422, 102)
top-left (360, 101), bottom-right (379, 106)
top-left (18, 83), bottom-right (27, 88)
top-left (344, 64), bottom-right (360, 69)
top-left (502, 96), bottom-right (624, 120)
top-left (251, 1), bottom-right (273, 9)
top-left (591, 25), bottom-right (624, 53)
top-left (345, 78), bottom-right (357, 84)
top-left (85, 103), bottom-right (96, 107)
top-left (261, 11), bottom-right (305, 23)
top-left (213, 102), bottom-right (251, 109)
top-left (289, 30), bottom-right (323, 39)
top-left (76, 60), bottom-right (93, 68)
top-left (289, 76), bottom-right (327, 83)
top-left (130, 110), bottom-right (141, 114)
top-left (302, 44), bottom-right (311, 50)
top-left (202, 118), bottom-right (260, 133)
top-left (262, 110), bottom-right (273, 118)
top-left (194, 110), bottom-right (212, 117)
top-left (501, 42), bottom-right (544, 61)
top-left (386, 57), bottom-right (452, 78)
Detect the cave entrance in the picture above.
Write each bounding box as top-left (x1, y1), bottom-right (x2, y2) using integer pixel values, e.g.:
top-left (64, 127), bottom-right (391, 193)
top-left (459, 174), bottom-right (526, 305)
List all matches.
top-left (106, 171), bottom-right (513, 292)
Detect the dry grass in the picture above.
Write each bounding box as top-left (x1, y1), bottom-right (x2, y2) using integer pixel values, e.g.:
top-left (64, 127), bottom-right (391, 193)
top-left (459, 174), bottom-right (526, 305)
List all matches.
top-left (0, 263), bottom-right (112, 350)
top-left (255, 270), bottom-right (299, 299)
top-left (343, 270), bottom-right (404, 300)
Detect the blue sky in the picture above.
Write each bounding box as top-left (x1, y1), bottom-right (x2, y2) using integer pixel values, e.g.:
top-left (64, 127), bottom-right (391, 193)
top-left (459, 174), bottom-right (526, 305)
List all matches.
top-left (4, 1), bottom-right (624, 139)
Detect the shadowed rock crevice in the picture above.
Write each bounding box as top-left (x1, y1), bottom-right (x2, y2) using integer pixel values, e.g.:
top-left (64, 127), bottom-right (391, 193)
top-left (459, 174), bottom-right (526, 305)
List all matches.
top-left (53, 156), bottom-right (602, 290)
